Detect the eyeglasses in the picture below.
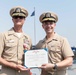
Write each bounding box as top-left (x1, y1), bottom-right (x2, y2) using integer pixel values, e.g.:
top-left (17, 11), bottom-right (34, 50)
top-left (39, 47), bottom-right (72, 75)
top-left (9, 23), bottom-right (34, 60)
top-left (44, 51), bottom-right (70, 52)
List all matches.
top-left (12, 16), bottom-right (25, 19)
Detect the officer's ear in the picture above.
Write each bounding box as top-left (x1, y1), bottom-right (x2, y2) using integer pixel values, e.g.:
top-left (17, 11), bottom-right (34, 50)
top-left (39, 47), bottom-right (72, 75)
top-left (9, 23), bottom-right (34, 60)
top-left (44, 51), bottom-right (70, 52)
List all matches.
top-left (12, 18), bottom-right (13, 21)
top-left (12, 18), bottom-right (14, 23)
top-left (54, 23), bottom-right (56, 27)
top-left (42, 24), bottom-right (44, 28)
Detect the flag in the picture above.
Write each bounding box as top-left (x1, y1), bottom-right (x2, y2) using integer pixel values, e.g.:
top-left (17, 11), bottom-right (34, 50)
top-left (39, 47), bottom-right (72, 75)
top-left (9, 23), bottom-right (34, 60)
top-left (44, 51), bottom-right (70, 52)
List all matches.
top-left (31, 11), bottom-right (35, 16)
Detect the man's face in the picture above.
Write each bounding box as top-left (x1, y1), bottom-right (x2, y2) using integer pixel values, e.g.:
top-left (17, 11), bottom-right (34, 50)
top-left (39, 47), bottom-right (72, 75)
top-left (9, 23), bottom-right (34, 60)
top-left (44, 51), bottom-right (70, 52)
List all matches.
top-left (42, 21), bottom-right (56, 34)
top-left (12, 16), bottom-right (25, 26)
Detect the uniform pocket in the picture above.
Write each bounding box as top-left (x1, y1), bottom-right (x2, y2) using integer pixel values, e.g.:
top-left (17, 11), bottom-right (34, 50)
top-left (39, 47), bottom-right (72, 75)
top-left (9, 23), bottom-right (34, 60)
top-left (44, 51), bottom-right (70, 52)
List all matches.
top-left (5, 39), bottom-right (17, 48)
top-left (5, 43), bottom-right (17, 47)
top-left (49, 46), bottom-right (61, 54)
top-left (48, 46), bottom-right (62, 62)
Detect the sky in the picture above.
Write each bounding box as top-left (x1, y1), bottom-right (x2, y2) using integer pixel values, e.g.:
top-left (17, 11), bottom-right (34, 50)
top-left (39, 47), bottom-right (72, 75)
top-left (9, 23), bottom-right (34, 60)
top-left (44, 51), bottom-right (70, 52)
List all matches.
top-left (0, 0), bottom-right (76, 46)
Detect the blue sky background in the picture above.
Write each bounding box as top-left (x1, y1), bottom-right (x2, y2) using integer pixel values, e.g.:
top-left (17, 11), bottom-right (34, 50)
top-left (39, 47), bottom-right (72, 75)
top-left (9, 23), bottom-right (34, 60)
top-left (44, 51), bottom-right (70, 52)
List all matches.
top-left (0, 0), bottom-right (76, 46)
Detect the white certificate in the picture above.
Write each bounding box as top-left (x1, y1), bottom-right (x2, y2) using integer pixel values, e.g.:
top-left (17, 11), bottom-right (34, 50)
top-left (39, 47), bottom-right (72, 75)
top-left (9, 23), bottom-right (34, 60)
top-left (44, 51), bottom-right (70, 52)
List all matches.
top-left (24, 48), bottom-right (48, 68)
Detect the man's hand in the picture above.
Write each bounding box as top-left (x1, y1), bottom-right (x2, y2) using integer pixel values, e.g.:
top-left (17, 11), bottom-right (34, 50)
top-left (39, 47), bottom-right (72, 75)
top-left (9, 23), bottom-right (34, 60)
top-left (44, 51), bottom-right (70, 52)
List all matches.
top-left (39, 63), bottom-right (54, 71)
top-left (15, 65), bottom-right (30, 72)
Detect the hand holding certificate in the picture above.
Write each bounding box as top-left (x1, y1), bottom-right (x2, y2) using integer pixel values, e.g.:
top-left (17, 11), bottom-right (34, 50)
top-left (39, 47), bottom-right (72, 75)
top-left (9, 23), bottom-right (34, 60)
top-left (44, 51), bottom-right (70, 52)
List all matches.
top-left (24, 48), bottom-right (48, 68)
